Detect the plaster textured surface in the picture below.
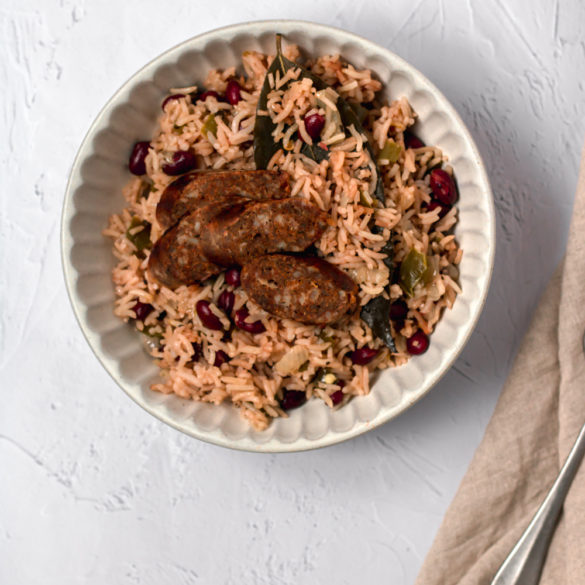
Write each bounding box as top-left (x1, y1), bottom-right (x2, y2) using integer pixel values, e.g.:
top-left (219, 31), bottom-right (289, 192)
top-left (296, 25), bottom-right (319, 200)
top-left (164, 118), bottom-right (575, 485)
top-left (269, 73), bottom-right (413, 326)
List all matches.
top-left (2, 1), bottom-right (585, 583)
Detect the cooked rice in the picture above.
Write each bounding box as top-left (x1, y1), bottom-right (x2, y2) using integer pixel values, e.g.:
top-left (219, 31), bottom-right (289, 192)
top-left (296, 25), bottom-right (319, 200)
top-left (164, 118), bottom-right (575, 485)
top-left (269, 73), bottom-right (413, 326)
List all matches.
top-left (104, 47), bottom-right (462, 431)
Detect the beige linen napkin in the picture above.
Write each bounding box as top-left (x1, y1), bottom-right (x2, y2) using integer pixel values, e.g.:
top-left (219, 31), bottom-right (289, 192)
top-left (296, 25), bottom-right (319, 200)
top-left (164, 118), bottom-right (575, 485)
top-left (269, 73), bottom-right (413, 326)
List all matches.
top-left (415, 149), bottom-right (585, 585)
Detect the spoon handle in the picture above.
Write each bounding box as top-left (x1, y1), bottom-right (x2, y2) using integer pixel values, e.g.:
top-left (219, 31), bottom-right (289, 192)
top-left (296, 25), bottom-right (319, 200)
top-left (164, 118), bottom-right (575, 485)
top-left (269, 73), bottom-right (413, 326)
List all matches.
top-left (491, 420), bottom-right (585, 585)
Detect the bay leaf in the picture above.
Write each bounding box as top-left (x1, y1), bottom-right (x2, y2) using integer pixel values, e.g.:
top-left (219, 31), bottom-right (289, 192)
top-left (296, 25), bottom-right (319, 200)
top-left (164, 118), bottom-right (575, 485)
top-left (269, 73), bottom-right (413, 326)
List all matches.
top-left (360, 296), bottom-right (397, 353)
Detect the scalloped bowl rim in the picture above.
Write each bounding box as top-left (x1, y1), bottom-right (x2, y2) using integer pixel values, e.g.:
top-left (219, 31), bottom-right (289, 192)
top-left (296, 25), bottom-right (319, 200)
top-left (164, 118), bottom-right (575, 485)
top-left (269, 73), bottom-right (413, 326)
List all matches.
top-left (61, 19), bottom-right (495, 452)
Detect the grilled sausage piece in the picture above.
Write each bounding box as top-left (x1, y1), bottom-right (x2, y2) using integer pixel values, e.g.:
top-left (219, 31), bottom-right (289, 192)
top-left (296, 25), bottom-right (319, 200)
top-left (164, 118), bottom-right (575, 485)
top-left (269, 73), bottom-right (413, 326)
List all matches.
top-left (200, 198), bottom-right (331, 267)
top-left (241, 255), bottom-right (358, 325)
top-left (156, 169), bottom-right (291, 230)
top-left (148, 194), bottom-right (246, 288)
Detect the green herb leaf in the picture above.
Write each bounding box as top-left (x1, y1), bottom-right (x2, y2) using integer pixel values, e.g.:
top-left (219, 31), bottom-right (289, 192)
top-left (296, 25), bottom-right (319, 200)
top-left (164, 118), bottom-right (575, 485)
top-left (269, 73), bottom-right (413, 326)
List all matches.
top-left (380, 239), bottom-right (394, 274)
top-left (422, 259), bottom-right (436, 285)
top-left (361, 222), bottom-right (395, 352)
top-left (254, 34), bottom-right (384, 202)
top-left (349, 101), bottom-right (369, 125)
top-left (336, 98), bottom-right (385, 203)
top-left (399, 248), bottom-right (428, 297)
top-left (202, 114), bottom-right (217, 138)
top-left (253, 34), bottom-right (288, 170)
top-left (378, 140), bottom-right (402, 164)
top-left (300, 142), bottom-right (329, 163)
top-left (360, 296), bottom-right (397, 353)
top-left (359, 190), bottom-right (373, 208)
top-left (126, 216), bottom-right (152, 252)
top-left (137, 180), bottom-right (152, 201)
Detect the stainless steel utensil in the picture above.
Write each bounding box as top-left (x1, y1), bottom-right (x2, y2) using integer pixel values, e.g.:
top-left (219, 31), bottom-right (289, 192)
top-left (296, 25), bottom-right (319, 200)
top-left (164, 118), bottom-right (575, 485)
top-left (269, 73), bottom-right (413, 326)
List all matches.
top-left (490, 331), bottom-right (585, 585)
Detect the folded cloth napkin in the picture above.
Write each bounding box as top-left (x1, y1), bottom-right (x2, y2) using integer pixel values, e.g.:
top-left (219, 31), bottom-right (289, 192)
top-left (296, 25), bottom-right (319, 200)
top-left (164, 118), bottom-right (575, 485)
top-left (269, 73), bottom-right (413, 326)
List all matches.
top-left (415, 148), bottom-right (585, 585)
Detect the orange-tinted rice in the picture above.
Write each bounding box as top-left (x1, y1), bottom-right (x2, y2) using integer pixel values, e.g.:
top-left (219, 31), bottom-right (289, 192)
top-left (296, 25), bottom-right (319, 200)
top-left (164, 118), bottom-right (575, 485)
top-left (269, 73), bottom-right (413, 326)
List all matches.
top-left (104, 46), bottom-right (462, 430)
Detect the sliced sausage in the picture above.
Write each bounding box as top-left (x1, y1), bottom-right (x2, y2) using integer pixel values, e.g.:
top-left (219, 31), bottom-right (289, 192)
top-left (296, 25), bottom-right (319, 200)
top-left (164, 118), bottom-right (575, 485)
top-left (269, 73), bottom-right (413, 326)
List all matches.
top-left (241, 255), bottom-right (358, 325)
top-left (148, 194), bottom-right (245, 288)
top-left (200, 198), bottom-right (332, 267)
top-left (185, 194), bottom-right (247, 236)
top-left (156, 169), bottom-right (291, 229)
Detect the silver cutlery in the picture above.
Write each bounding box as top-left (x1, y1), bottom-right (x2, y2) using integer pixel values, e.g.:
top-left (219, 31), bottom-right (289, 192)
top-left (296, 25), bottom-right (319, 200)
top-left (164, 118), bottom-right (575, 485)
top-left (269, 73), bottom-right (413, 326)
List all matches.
top-left (490, 330), bottom-right (585, 584)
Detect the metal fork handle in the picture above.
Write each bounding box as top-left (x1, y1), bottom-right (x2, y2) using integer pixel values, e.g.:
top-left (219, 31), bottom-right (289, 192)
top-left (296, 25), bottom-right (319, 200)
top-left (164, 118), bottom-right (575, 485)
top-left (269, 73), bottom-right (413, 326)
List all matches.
top-left (491, 420), bottom-right (585, 585)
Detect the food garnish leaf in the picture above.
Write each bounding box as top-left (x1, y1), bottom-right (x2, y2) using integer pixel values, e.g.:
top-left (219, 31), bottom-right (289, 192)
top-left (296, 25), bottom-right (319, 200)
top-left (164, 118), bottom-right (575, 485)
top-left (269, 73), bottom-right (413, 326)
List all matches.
top-left (360, 296), bottom-right (397, 353)
top-left (359, 191), bottom-right (373, 208)
top-left (253, 34), bottom-right (288, 170)
top-left (364, 226), bottom-right (395, 350)
top-left (399, 248), bottom-right (428, 297)
top-left (349, 101), bottom-right (369, 125)
top-left (202, 114), bottom-right (217, 138)
top-left (378, 140), bottom-right (402, 164)
top-left (380, 238), bottom-right (394, 274)
top-left (137, 180), bottom-right (152, 201)
top-left (422, 260), bottom-right (435, 286)
top-left (126, 216), bottom-right (152, 252)
top-left (254, 34), bottom-right (384, 202)
top-left (300, 142), bottom-right (329, 163)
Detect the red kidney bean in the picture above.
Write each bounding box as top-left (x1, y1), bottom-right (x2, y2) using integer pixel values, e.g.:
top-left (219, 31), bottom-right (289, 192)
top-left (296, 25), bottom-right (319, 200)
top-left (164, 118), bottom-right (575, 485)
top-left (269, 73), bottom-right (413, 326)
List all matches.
top-left (404, 131), bottom-right (425, 149)
top-left (350, 346), bottom-right (379, 365)
top-left (234, 307), bottom-right (266, 334)
top-left (224, 267), bottom-right (241, 287)
top-left (162, 150), bottom-right (197, 175)
top-left (426, 199), bottom-right (450, 219)
top-left (132, 301), bottom-right (154, 321)
top-left (161, 93), bottom-right (185, 111)
top-left (281, 389), bottom-right (307, 411)
top-left (198, 90), bottom-right (221, 102)
top-left (218, 290), bottom-right (235, 315)
top-left (191, 342), bottom-right (202, 361)
top-left (429, 169), bottom-right (458, 206)
top-left (213, 350), bottom-right (229, 367)
top-left (407, 330), bottom-right (430, 355)
top-left (225, 79), bottom-right (242, 105)
top-left (128, 141), bottom-right (150, 175)
top-left (330, 390), bottom-right (345, 406)
top-left (196, 300), bottom-right (223, 331)
top-left (303, 113), bottom-right (325, 141)
top-left (389, 300), bottom-right (408, 321)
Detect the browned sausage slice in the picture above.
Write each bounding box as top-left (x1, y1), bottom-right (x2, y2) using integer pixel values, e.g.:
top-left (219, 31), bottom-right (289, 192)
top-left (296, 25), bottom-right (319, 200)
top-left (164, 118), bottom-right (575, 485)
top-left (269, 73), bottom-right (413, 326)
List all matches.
top-left (148, 194), bottom-right (246, 288)
top-left (200, 198), bottom-right (332, 267)
top-left (241, 255), bottom-right (358, 325)
top-left (156, 169), bottom-right (291, 230)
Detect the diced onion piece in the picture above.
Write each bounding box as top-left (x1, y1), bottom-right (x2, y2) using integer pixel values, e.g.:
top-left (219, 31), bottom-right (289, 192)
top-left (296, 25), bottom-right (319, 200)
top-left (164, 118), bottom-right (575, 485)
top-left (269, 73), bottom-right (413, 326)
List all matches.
top-left (274, 346), bottom-right (310, 376)
top-left (316, 88), bottom-right (343, 144)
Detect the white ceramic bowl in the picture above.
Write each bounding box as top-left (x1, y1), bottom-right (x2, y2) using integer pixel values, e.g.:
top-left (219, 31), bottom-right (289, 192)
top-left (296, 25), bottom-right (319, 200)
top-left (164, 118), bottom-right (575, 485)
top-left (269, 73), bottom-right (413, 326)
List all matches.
top-left (61, 20), bottom-right (495, 452)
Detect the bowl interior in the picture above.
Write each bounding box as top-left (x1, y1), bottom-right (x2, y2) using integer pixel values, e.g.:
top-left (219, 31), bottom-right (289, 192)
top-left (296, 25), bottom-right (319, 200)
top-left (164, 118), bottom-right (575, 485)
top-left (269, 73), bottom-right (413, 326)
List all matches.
top-left (62, 21), bottom-right (494, 452)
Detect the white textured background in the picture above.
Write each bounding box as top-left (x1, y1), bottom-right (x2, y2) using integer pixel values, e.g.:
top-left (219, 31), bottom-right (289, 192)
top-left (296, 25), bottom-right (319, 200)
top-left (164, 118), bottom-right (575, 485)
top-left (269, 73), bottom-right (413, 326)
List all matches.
top-left (2, 1), bottom-right (585, 583)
